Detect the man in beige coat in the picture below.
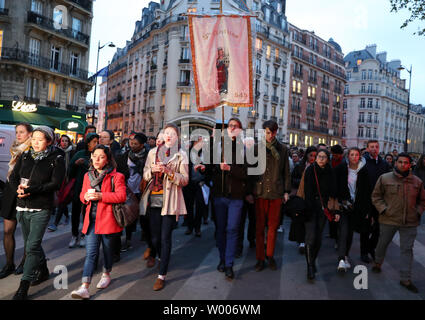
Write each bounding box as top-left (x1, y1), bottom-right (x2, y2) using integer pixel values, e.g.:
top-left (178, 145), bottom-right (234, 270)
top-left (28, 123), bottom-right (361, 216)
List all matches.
top-left (371, 153), bottom-right (425, 293)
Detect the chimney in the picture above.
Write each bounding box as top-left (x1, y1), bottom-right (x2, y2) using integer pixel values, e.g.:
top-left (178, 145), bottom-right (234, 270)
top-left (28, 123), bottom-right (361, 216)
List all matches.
top-left (376, 51), bottom-right (387, 63)
top-left (365, 44), bottom-right (377, 58)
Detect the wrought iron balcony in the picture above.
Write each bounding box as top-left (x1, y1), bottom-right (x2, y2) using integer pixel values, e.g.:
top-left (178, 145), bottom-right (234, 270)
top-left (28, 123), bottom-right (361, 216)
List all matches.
top-left (0, 8), bottom-right (9, 15)
top-left (47, 100), bottom-right (60, 108)
top-left (27, 11), bottom-right (90, 45)
top-left (0, 47), bottom-right (90, 81)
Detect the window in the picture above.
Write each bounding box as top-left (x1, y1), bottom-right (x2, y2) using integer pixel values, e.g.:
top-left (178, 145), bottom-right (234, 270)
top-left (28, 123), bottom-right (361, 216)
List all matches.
top-left (346, 71), bottom-right (351, 80)
top-left (180, 47), bottom-right (190, 60)
top-left (31, 0), bottom-right (42, 14)
top-left (343, 99), bottom-right (347, 109)
top-left (0, 0), bottom-right (3, 9)
top-left (344, 84), bottom-right (349, 94)
top-left (180, 70), bottom-right (190, 83)
top-left (26, 78), bottom-right (38, 98)
top-left (367, 98), bottom-right (373, 108)
top-left (266, 45), bottom-right (271, 59)
top-left (360, 98), bottom-right (365, 108)
top-left (361, 70), bottom-right (366, 80)
top-left (255, 38), bottom-right (262, 51)
top-left (359, 112), bottom-right (364, 122)
top-left (275, 48), bottom-right (279, 59)
top-left (182, 25), bottom-right (189, 40)
top-left (180, 93), bottom-right (190, 110)
top-left (53, 7), bottom-right (64, 26)
top-left (342, 113), bottom-right (346, 124)
top-left (48, 82), bottom-right (58, 102)
top-left (29, 37), bottom-right (40, 64)
top-left (72, 17), bottom-right (82, 38)
top-left (70, 52), bottom-right (79, 75)
top-left (368, 69), bottom-right (372, 79)
top-left (67, 87), bottom-right (77, 105)
top-left (297, 82), bottom-right (301, 94)
top-left (50, 45), bottom-right (61, 70)
top-left (161, 94), bottom-right (165, 106)
top-left (292, 80), bottom-right (296, 93)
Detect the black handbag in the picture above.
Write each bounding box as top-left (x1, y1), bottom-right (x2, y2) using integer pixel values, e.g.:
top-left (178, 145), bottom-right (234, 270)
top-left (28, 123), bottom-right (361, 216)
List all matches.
top-left (111, 176), bottom-right (140, 228)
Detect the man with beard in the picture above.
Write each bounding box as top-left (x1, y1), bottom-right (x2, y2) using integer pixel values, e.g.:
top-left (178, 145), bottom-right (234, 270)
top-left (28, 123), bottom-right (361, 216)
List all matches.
top-left (116, 133), bottom-right (149, 253)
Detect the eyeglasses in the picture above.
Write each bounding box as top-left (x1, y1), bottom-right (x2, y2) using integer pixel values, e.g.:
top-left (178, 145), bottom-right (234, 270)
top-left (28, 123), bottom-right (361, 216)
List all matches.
top-left (317, 155), bottom-right (328, 160)
top-left (228, 124), bottom-right (240, 129)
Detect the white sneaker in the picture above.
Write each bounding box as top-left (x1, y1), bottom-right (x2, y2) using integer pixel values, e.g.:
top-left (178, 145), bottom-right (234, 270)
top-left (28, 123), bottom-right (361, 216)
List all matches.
top-left (344, 256), bottom-right (351, 269)
top-left (277, 225), bottom-right (284, 233)
top-left (337, 259), bottom-right (347, 272)
top-left (71, 285), bottom-right (90, 299)
top-left (79, 236), bottom-right (86, 248)
top-left (69, 236), bottom-right (79, 248)
top-left (96, 274), bottom-right (111, 289)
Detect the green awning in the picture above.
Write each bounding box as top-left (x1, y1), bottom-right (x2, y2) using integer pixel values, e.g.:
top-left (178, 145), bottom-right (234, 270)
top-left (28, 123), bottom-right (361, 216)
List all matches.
top-left (0, 109), bottom-right (61, 127)
top-left (0, 100), bottom-right (88, 133)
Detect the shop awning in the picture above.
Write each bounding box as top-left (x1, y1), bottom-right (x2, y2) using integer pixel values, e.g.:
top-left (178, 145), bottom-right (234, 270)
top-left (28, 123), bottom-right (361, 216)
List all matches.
top-left (0, 100), bottom-right (88, 133)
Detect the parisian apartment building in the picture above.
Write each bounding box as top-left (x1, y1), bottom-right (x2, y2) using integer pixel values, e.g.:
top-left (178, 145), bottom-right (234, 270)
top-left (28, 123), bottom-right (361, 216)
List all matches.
top-left (287, 23), bottom-right (346, 148)
top-left (101, 0), bottom-right (292, 141)
top-left (407, 103), bottom-right (425, 155)
top-left (343, 44), bottom-right (410, 153)
top-left (0, 0), bottom-right (93, 135)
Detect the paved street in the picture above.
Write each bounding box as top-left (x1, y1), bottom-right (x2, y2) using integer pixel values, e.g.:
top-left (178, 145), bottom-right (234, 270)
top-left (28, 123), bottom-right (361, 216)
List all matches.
top-left (1, 214), bottom-right (425, 300)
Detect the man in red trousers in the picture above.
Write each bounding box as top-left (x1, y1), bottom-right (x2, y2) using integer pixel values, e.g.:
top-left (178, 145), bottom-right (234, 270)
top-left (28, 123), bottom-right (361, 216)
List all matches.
top-left (254, 120), bottom-right (291, 271)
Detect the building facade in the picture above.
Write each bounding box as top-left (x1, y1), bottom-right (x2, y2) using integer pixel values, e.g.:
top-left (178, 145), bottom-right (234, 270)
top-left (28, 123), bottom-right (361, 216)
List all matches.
top-left (286, 24), bottom-right (346, 148)
top-left (0, 0), bottom-right (93, 137)
top-left (408, 103), bottom-right (425, 155)
top-left (344, 45), bottom-right (409, 153)
top-left (105, 0), bottom-right (291, 141)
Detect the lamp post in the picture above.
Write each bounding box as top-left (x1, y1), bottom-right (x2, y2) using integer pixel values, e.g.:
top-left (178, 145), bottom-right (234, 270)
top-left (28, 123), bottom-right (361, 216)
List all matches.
top-left (398, 65), bottom-right (412, 153)
top-left (91, 41), bottom-right (115, 124)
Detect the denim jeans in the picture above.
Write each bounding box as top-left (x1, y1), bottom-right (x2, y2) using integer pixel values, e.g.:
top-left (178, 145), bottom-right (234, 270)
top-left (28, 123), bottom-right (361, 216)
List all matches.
top-left (82, 223), bottom-right (118, 284)
top-left (149, 207), bottom-right (175, 276)
top-left (214, 197), bottom-right (244, 267)
top-left (16, 209), bottom-right (51, 282)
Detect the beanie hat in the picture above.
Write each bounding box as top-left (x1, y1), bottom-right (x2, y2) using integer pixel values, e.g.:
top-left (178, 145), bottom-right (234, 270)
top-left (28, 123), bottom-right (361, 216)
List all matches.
top-left (33, 126), bottom-right (54, 143)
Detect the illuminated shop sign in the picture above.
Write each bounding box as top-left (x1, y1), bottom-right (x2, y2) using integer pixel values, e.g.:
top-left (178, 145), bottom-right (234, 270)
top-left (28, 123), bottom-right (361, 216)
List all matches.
top-left (68, 122), bottom-right (79, 129)
top-left (12, 101), bottom-right (38, 113)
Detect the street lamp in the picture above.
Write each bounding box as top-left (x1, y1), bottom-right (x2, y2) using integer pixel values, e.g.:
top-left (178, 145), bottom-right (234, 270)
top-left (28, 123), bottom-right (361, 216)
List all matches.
top-left (398, 64), bottom-right (412, 153)
top-left (91, 41), bottom-right (116, 124)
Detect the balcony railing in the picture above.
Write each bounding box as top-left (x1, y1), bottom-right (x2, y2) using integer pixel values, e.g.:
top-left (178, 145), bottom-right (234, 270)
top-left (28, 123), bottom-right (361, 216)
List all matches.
top-left (293, 71), bottom-right (303, 79)
top-left (147, 106), bottom-right (155, 113)
top-left (27, 11), bottom-right (90, 45)
top-left (291, 105), bottom-right (301, 112)
top-left (321, 82), bottom-right (330, 89)
top-left (24, 96), bottom-right (40, 104)
top-left (320, 112), bottom-right (328, 120)
top-left (179, 58), bottom-right (190, 64)
top-left (307, 109), bottom-right (315, 116)
top-left (272, 77), bottom-right (280, 84)
top-left (308, 77), bottom-right (317, 84)
top-left (66, 104), bottom-right (79, 111)
top-left (149, 86), bottom-right (156, 91)
top-left (46, 100), bottom-right (60, 108)
top-left (0, 47), bottom-right (90, 81)
top-left (177, 81), bottom-right (190, 87)
top-left (150, 64), bottom-right (157, 70)
top-left (321, 98), bottom-right (329, 105)
top-left (68, 0), bottom-right (92, 11)
top-left (359, 89), bottom-right (381, 95)
top-left (0, 8), bottom-right (9, 15)
top-left (179, 105), bottom-right (190, 112)
top-left (289, 123), bottom-right (301, 129)
top-left (271, 95), bottom-right (279, 103)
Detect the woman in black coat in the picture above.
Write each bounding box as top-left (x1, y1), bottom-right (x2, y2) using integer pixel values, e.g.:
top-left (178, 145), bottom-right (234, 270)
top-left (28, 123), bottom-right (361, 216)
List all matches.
top-left (288, 146), bottom-right (317, 253)
top-left (303, 149), bottom-right (339, 281)
top-left (0, 123), bottom-right (33, 279)
top-left (9, 126), bottom-right (65, 300)
top-left (334, 147), bottom-right (372, 272)
top-left (413, 154), bottom-right (425, 186)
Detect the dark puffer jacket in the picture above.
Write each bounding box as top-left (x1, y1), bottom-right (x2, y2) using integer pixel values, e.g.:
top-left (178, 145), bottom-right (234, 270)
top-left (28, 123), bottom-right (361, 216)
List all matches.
top-left (9, 147), bottom-right (65, 210)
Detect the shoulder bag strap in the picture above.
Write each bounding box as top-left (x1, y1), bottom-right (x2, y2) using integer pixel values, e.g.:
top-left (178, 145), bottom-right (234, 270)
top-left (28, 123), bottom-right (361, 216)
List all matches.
top-left (313, 165), bottom-right (325, 210)
top-left (111, 175), bottom-right (114, 192)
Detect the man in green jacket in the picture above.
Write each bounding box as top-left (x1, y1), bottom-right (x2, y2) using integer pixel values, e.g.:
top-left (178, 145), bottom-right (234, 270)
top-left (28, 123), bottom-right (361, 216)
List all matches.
top-left (371, 153), bottom-right (425, 293)
top-left (254, 120), bottom-right (291, 271)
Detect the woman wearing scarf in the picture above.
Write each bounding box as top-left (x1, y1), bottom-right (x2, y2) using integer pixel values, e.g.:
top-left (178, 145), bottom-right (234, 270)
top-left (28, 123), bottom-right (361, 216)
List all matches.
top-left (289, 146), bottom-right (317, 254)
top-left (48, 135), bottom-right (75, 231)
top-left (9, 126), bottom-right (65, 300)
top-left (303, 149), bottom-right (339, 281)
top-left (335, 147), bottom-right (372, 272)
top-left (141, 123), bottom-right (188, 291)
top-left (71, 145), bottom-right (126, 299)
top-left (0, 123), bottom-right (33, 279)
top-left (68, 132), bottom-right (99, 248)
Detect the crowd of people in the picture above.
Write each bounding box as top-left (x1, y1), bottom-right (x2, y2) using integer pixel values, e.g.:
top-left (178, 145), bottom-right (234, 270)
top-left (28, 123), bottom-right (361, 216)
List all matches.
top-left (0, 119), bottom-right (425, 300)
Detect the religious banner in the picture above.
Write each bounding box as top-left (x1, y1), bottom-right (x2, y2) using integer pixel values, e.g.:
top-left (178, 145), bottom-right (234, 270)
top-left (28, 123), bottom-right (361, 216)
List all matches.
top-left (189, 15), bottom-right (253, 111)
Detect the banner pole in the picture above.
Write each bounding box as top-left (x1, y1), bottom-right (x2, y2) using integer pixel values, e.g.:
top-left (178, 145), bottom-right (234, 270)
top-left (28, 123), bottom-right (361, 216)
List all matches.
top-left (221, 103), bottom-right (225, 194)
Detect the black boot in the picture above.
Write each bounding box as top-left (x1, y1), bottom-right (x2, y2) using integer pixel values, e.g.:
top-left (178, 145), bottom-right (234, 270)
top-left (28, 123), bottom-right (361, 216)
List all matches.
top-left (225, 266), bottom-right (234, 280)
top-left (30, 260), bottom-right (50, 286)
top-left (0, 264), bottom-right (16, 279)
top-left (12, 280), bottom-right (30, 300)
top-left (14, 259), bottom-right (25, 275)
top-left (305, 245), bottom-right (315, 281)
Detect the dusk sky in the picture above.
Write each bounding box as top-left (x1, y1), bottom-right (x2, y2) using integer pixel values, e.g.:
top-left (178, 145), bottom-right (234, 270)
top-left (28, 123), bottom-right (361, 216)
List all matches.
top-left (87, 0), bottom-right (425, 106)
